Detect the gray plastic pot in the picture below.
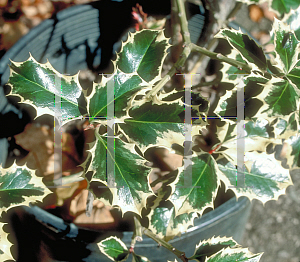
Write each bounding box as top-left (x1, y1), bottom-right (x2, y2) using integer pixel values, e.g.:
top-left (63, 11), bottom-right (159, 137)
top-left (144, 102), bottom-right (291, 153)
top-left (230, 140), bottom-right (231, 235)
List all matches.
top-left (8, 196), bottom-right (251, 262)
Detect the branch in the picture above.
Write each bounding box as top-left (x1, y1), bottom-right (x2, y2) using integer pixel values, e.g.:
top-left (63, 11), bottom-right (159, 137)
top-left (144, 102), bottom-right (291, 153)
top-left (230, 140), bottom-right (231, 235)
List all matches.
top-left (142, 227), bottom-right (189, 262)
top-left (191, 43), bottom-right (252, 73)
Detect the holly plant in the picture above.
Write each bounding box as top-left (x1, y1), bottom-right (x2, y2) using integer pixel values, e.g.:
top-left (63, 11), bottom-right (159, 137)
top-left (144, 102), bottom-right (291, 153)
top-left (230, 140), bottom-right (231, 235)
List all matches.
top-left (1, 0), bottom-right (299, 261)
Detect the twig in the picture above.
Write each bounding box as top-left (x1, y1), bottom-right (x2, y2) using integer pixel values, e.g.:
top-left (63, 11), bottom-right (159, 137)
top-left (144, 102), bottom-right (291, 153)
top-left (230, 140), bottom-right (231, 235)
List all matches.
top-left (171, 0), bottom-right (185, 89)
top-left (142, 227), bottom-right (189, 262)
top-left (176, 0), bottom-right (191, 45)
top-left (190, 38), bottom-right (218, 74)
top-left (171, 0), bottom-right (182, 57)
top-left (226, 1), bottom-right (243, 21)
top-left (130, 216), bottom-right (143, 253)
top-left (191, 43), bottom-right (252, 72)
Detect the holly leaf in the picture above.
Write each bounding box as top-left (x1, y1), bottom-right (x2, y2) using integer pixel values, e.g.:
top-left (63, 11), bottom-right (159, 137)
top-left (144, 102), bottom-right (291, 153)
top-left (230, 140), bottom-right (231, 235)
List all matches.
top-left (270, 0), bottom-right (300, 16)
top-left (87, 131), bottom-right (152, 215)
top-left (87, 70), bottom-right (147, 123)
top-left (98, 236), bottom-right (129, 262)
top-left (215, 28), bottom-right (267, 70)
top-left (217, 151), bottom-right (293, 203)
top-left (168, 154), bottom-right (219, 216)
top-left (147, 201), bottom-right (197, 241)
top-left (0, 223), bottom-right (13, 262)
top-left (132, 253), bottom-right (151, 262)
top-left (283, 6), bottom-right (300, 41)
top-left (119, 97), bottom-right (206, 151)
top-left (87, 29), bottom-right (170, 123)
top-left (188, 236), bottom-right (238, 262)
top-left (0, 163), bottom-right (51, 215)
top-left (214, 73), bottom-right (268, 122)
top-left (119, 100), bottom-right (186, 151)
top-left (205, 247), bottom-right (262, 262)
top-left (7, 55), bottom-right (84, 125)
top-left (221, 50), bottom-right (250, 84)
top-left (216, 119), bottom-right (278, 164)
top-left (273, 18), bottom-right (300, 74)
top-left (116, 29), bottom-right (170, 84)
top-left (255, 77), bottom-right (300, 121)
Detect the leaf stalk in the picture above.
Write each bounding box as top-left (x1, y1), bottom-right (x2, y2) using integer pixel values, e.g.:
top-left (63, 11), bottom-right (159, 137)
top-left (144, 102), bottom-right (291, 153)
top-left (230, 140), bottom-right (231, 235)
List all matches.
top-left (191, 44), bottom-right (252, 72)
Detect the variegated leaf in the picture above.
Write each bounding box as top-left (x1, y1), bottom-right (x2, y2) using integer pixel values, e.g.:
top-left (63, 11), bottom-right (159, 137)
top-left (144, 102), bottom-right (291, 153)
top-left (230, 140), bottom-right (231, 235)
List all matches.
top-left (169, 153), bottom-right (219, 216)
top-left (7, 55), bottom-right (84, 125)
top-left (119, 97), bottom-right (206, 151)
top-left (0, 163), bottom-right (51, 215)
top-left (116, 29), bottom-right (170, 84)
top-left (87, 70), bottom-right (147, 123)
top-left (188, 236), bottom-right (238, 261)
top-left (215, 28), bottom-right (267, 70)
top-left (205, 246), bottom-right (262, 262)
top-left (273, 18), bottom-right (300, 74)
top-left (216, 119), bottom-right (278, 164)
top-left (273, 113), bottom-right (299, 139)
top-left (217, 151), bottom-right (293, 204)
top-left (270, 0), bottom-right (300, 17)
top-left (87, 131), bottom-right (153, 215)
top-left (214, 73), bottom-right (268, 123)
top-left (147, 201), bottom-right (197, 241)
top-left (98, 236), bottom-right (129, 261)
top-left (255, 77), bottom-right (300, 121)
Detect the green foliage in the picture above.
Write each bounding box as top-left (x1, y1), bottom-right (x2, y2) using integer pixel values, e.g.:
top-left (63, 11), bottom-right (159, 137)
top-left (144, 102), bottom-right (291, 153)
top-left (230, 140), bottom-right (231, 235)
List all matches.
top-left (215, 29), bottom-right (267, 69)
top-left (2, 0), bottom-right (300, 261)
top-left (205, 247), bottom-right (262, 262)
top-left (87, 133), bottom-right (152, 215)
top-left (0, 163), bottom-right (51, 214)
top-left (188, 236), bottom-right (238, 261)
top-left (147, 201), bottom-right (197, 240)
top-left (169, 154), bottom-right (219, 216)
top-left (7, 56), bottom-right (84, 124)
top-left (98, 236), bottom-right (129, 261)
